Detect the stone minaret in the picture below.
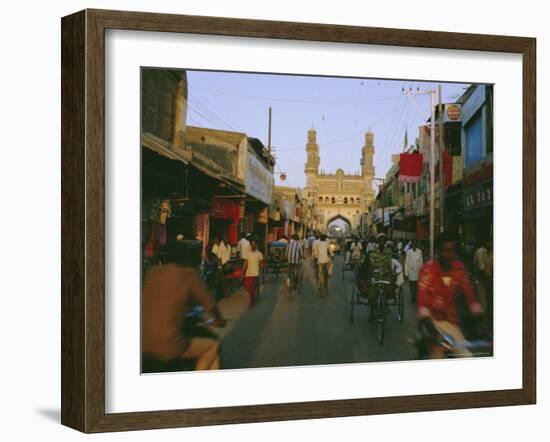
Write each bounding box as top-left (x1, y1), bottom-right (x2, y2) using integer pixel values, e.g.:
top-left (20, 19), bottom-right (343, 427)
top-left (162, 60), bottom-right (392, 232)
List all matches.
top-left (361, 129), bottom-right (375, 203)
top-left (305, 128), bottom-right (320, 189)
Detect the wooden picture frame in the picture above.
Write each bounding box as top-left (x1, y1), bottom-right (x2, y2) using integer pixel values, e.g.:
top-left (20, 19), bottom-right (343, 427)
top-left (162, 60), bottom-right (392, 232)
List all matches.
top-left (61, 8), bottom-right (536, 433)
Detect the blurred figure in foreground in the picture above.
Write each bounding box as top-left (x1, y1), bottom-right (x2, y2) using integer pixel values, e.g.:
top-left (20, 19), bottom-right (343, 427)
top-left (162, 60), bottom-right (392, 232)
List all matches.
top-left (142, 240), bottom-right (226, 371)
top-left (416, 232), bottom-right (484, 358)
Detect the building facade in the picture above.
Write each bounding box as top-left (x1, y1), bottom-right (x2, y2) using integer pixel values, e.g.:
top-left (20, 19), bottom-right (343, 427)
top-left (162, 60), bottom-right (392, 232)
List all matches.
top-left (303, 128), bottom-right (376, 232)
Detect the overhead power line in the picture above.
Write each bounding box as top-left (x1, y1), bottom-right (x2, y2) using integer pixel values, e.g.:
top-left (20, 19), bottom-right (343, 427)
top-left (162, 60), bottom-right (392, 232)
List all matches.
top-left (189, 83), bottom-right (403, 104)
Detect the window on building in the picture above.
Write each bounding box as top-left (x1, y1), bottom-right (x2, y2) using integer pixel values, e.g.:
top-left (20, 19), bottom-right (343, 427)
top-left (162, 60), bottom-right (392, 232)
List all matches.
top-left (350, 197), bottom-right (354, 204)
top-left (319, 196), bottom-right (323, 202)
top-left (331, 197), bottom-right (335, 204)
top-left (325, 196), bottom-right (329, 203)
top-left (344, 197), bottom-right (348, 204)
top-left (464, 111), bottom-right (483, 167)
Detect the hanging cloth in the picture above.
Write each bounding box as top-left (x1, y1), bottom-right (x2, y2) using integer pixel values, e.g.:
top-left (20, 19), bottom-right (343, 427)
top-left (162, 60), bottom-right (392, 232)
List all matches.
top-left (399, 153), bottom-right (423, 183)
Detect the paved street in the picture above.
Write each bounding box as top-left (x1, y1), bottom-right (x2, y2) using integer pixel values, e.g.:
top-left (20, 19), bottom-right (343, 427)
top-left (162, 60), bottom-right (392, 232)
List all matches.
top-left (220, 255), bottom-right (418, 370)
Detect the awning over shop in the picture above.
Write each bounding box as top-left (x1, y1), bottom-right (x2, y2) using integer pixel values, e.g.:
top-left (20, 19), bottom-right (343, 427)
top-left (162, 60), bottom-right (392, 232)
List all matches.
top-left (142, 132), bottom-right (189, 163)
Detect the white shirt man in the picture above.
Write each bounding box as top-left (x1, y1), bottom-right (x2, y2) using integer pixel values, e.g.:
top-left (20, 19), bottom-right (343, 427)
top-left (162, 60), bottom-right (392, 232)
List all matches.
top-left (366, 240), bottom-right (377, 254)
top-left (237, 235), bottom-right (250, 259)
top-left (391, 258), bottom-right (404, 287)
top-left (244, 249), bottom-right (263, 277)
top-left (350, 240), bottom-right (363, 260)
top-left (212, 240), bottom-right (230, 266)
top-left (313, 238), bottom-right (333, 264)
top-left (405, 245), bottom-right (423, 282)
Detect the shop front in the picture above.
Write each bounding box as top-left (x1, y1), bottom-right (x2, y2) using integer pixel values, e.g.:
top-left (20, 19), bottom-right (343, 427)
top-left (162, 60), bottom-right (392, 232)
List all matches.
top-left (462, 178), bottom-right (493, 245)
top-left (210, 196), bottom-right (242, 246)
top-left (243, 201), bottom-right (269, 253)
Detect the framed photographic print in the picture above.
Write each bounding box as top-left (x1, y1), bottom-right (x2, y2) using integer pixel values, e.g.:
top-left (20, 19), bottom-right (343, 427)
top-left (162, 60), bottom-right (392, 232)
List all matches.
top-left (61, 9), bottom-right (536, 433)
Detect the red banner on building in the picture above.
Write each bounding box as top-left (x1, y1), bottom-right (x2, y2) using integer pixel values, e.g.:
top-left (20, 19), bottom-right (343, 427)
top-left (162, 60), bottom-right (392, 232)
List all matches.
top-left (399, 153), bottom-right (423, 183)
top-left (211, 197), bottom-right (240, 221)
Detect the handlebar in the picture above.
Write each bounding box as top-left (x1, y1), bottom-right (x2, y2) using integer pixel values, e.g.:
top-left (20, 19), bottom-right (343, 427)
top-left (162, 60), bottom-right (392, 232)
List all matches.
top-left (370, 279), bottom-right (392, 285)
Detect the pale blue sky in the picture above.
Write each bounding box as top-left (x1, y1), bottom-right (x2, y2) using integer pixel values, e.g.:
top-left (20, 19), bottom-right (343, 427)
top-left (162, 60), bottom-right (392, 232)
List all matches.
top-left (186, 70), bottom-right (471, 189)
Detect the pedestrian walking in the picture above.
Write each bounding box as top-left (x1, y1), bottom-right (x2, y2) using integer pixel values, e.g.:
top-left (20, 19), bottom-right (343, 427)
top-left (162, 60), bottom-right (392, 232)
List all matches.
top-left (236, 231), bottom-right (250, 259)
top-left (349, 237), bottom-right (363, 265)
top-left (242, 239), bottom-right (263, 308)
top-left (405, 240), bottom-right (423, 303)
top-left (211, 236), bottom-right (231, 300)
top-left (474, 238), bottom-right (493, 324)
top-left (287, 234), bottom-right (304, 297)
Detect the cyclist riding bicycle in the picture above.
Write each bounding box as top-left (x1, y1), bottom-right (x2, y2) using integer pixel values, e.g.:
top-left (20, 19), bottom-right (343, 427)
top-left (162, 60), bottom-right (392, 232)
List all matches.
top-left (349, 236), bottom-right (363, 266)
top-left (312, 234), bottom-right (334, 295)
top-left (416, 231), bottom-right (484, 358)
top-left (356, 233), bottom-right (393, 319)
top-left (287, 233), bottom-right (304, 297)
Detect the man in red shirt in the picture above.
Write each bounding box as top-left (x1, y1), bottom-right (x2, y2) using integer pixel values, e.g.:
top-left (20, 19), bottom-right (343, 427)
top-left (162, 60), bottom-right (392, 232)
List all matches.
top-left (416, 231), bottom-right (484, 358)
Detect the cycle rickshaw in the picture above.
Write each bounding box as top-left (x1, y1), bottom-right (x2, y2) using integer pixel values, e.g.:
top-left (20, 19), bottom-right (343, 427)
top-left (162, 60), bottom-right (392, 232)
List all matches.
top-left (350, 267), bottom-right (404, 344)
top-left (342, 253), bottom-right (362, 280)
top-left (264, 241), bottom-right (288, 281)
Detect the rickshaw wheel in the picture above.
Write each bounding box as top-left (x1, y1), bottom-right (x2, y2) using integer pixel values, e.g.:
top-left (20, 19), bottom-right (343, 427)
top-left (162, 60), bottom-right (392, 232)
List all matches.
top-left (397, 286), bottom-right (404, 323)
top-left (350, 285), bottom-right (356, 322)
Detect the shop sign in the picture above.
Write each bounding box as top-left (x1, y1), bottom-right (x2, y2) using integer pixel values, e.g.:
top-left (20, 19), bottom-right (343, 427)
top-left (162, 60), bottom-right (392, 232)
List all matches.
top-left (444, 103), bottom-right (462, 122)
top-left (462, 85), bottom-right (486, 124)
top-left (464, 180), bottom-right (493, 211)
top-left (246, 152), bottom-right (273, 205)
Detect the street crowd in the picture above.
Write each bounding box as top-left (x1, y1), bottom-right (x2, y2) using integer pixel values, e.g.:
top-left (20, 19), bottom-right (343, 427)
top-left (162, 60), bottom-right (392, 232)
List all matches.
top-left (141, 227), bottom-right (494, 371)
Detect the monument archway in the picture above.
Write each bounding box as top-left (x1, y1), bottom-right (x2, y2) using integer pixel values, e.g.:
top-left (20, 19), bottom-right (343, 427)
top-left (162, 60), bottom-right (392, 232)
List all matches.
top-left (326, 215), bottom-right (352, 237)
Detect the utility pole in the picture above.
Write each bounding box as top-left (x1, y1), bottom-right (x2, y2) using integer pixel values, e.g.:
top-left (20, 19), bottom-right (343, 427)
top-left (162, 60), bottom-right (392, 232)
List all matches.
top-left (429, 90), bottom-right (436, 259)
top-left (267, 106), bottom-right (272, 253)
top-left (403, 86), bottom-right (437, 259)
top-left (438, 84), bottom-right (445, 234)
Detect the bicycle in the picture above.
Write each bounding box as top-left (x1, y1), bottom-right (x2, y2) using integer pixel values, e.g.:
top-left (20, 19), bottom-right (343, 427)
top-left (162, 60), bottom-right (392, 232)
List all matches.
top-left (371, 277), bottom-right (392, 344)
top-left (288, 263), bottom-right (303, 300)
top-left (318, 262), bottom-right (330, 297)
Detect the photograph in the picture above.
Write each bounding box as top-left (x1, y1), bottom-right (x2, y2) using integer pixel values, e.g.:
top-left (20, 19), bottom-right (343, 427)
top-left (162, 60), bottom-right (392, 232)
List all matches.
top-left (140, 68), bottom-right (494, 373)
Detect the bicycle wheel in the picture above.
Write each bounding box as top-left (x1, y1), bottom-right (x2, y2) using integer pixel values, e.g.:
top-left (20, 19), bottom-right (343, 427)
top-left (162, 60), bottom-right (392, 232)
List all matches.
top-left (376, 290), bottom-right (385, 344)
top-left (350, 285), bottom-right (356, 322)
top-left (296, 268), bottom-right (303, 295)
top-left (288, 267), bottom-right (295, 300)
top-left (397, 286), bottom-right (404, 323)
top-left (319, 265), bottom-right (327, 296)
